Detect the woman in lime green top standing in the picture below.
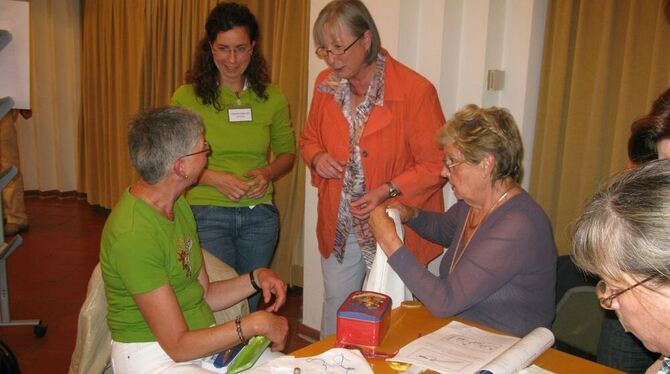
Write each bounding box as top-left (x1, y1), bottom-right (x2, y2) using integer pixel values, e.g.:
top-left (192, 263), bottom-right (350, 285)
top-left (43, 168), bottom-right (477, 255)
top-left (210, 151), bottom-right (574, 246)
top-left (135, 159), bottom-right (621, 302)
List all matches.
top-left (172, 2), bottom-right (295, 311)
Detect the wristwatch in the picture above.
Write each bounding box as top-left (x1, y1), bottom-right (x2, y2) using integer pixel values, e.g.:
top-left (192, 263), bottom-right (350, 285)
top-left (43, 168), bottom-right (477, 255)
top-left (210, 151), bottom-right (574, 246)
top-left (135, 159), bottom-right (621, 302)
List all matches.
top-left (386, 182), bottom-right (401, 198)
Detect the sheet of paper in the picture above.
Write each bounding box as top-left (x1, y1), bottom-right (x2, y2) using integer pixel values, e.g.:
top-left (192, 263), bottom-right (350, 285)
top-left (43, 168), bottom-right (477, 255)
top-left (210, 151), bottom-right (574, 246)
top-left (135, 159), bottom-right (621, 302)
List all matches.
top-left (391, 321), bottom-right (555, 374)
top-left (391, 321), bottom-right (520, 373)
top-left (482, 327), bottom-right (554, 374)
top-left (249, 348), bottom-right (373, 374)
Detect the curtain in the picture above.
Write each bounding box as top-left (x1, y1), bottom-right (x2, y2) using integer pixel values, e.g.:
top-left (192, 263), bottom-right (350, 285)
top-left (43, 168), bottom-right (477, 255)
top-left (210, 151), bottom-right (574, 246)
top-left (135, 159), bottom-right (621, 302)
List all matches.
top-left (80, 1), bottom-right (145, 207)
top-left (530, 0), bottom-right (670, 254)
top-left (80, 0), bottom-right (309, 285)
top-left (16, 0), bottom-right (81, 193)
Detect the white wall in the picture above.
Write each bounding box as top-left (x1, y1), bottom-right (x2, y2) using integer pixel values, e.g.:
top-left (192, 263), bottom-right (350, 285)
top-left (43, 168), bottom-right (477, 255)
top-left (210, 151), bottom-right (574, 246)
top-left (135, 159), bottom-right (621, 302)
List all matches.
top-left (303, 0), bottom-right (548, 331)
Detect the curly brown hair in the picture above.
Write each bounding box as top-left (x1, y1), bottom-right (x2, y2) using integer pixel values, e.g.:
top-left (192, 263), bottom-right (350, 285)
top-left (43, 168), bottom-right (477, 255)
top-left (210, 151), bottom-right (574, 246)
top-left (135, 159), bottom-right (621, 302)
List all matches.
top-left (186, 2), bottom-right (270, 111)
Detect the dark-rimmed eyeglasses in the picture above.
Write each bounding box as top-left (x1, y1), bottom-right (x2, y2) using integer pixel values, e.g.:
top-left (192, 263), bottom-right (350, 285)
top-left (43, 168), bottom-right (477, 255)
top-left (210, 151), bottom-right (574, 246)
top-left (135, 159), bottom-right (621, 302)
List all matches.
top-left (315, 34), bottom-right (362, 59)
top-left (444, 159), bottom-right (466, 173)
top-left (596, 276), bottom-right (653, 309)
top-left (181, 142), bottom-right (211, 159)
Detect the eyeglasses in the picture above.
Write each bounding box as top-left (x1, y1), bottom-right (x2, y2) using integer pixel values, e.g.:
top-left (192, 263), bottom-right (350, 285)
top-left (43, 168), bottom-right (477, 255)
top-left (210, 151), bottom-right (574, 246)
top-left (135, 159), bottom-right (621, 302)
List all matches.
top-left (181, 142), bottom-right (211, 159)
top-left (443, 159), bottom-right (466, 173)
top-left (596, 276), bottom-right (653, 309)
top-left (212, 44), bottom-right (252, 57)
top-left (315, 34), bottom-right (362, 59)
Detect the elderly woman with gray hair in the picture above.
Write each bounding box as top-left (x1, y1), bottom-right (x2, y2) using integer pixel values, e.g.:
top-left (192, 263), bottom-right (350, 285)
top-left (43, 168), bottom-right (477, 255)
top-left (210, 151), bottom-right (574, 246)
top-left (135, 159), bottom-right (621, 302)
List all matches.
top-left (300, 0), bottom-right (446, 338)
top-left (370, 104), bottom-right (557, 337)
top-left (572, 160), bottom-right (670, 373)
top-left (100, 107), bottom-right (288, 373)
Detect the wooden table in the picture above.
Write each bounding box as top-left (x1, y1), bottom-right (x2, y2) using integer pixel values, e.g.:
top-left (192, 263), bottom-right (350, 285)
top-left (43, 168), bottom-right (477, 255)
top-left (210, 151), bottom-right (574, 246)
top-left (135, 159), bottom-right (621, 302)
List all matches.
top-left (292, 305), bottom-right (621, 373)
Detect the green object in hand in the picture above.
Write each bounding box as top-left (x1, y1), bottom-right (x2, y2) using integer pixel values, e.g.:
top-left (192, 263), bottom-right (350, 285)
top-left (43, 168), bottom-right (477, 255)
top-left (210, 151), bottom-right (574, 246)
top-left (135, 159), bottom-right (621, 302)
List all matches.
top-left (227, 335), bottom-right (271, 373)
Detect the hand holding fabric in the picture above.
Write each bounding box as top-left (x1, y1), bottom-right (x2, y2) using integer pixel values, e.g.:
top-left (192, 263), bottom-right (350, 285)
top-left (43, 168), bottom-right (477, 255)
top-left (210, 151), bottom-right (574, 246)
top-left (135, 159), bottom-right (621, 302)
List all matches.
top-left (369, 206), bottom-right (403, 256)
top-left (350, 186), bottom-right (388, 220)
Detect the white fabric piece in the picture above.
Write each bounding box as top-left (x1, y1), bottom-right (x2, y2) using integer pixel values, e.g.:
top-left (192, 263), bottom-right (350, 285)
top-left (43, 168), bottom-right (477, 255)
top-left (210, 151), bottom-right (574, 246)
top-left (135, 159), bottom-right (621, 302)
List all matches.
top-left (362, 208), bottom-right (412, 308)
top-left (249, 348), bottom-right (373, 374)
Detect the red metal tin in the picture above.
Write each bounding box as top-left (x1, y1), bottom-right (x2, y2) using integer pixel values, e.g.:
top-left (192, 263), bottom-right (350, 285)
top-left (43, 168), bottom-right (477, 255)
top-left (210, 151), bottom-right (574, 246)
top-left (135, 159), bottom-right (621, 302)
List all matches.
top-left (336, 291), bottom-right (391, 347)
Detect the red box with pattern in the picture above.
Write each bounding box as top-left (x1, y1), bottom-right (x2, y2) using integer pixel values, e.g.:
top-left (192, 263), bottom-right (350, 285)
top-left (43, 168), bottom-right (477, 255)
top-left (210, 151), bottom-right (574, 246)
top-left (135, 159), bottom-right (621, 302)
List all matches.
top-left (336, 291), bottom-right (391, 347)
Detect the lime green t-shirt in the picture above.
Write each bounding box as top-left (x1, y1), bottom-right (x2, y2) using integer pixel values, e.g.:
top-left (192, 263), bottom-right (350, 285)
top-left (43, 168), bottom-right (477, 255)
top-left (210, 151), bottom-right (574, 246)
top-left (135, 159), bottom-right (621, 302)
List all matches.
top-left (100, 190), bottom-right (215, 342)
top-left (171, 84), bottom-right (296, 207)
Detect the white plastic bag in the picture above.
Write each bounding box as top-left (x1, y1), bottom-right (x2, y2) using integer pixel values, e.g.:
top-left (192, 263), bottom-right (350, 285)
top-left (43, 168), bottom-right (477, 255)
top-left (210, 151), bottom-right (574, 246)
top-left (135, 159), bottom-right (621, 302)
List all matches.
top-left (363, 208), bottom-right (412, 308)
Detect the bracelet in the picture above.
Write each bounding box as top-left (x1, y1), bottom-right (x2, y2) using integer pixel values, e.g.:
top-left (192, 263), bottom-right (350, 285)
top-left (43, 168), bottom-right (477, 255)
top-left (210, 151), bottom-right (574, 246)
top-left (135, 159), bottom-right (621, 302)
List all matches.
top-left (249, 270), bottom-right (262, 292)
top-left (235, 315), bottom-right (247, 344)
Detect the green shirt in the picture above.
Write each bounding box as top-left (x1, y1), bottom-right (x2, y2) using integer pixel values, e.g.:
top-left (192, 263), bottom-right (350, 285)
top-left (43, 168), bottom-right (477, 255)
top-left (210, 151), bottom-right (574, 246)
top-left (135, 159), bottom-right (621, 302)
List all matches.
top-left (100, 190), bottom-right (215, 342)
top-left (171, 84), bottom-right (296, 207)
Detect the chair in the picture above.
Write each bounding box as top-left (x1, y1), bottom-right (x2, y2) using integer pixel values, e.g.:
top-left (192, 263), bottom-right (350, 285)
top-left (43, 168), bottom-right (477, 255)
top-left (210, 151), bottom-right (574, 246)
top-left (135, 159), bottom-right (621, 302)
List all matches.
top-left (68, 250), bottom-right (250, 374)
top-left (551, 255), bottom-right (604, 360)
top-left (552, 285), bottom-right (606, 359)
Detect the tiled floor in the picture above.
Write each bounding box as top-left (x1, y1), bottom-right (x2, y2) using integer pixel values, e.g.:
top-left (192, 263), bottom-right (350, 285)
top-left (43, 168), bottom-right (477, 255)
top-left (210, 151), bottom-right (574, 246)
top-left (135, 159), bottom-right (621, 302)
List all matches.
top-left (0, 197), bottom-right (311, 373)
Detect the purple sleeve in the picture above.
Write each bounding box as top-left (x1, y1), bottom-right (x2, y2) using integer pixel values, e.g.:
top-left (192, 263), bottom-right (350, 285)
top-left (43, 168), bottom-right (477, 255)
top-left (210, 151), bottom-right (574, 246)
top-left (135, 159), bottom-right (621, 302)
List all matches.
top-left (405, 202), bottom-right (464, 247)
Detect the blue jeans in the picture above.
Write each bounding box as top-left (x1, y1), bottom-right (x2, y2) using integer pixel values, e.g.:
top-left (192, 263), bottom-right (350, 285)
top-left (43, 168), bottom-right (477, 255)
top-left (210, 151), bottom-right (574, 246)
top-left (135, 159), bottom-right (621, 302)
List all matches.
top-left (191, 204), bottom-right (279, 312)
top-left (320, 233), bottom-right (368, 338)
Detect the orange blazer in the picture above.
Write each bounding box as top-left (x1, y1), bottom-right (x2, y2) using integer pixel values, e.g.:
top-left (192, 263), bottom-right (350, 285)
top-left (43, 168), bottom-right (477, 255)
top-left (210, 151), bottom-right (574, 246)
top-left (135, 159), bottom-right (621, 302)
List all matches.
top-left (300, 52), bottom-right (446, 265)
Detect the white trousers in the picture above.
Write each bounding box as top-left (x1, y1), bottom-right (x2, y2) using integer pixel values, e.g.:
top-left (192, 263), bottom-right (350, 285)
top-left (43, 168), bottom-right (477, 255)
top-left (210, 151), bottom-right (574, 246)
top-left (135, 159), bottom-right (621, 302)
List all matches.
top-left (111, 340), bottom-right (282, 374)
top-left (111, 340), bottom-right (212, 374)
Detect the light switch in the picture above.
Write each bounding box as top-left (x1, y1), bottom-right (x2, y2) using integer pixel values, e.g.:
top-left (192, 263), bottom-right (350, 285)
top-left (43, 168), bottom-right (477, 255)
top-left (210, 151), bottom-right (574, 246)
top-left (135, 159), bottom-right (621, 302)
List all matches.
top-left (487, 70), bottom-right (505, 91)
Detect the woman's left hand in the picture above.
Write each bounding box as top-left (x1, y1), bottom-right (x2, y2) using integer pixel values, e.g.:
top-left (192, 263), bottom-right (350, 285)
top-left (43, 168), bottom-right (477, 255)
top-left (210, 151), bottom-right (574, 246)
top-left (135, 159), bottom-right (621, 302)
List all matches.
top-left (244, 168), bottom-right (271, 198)
top-left (350, 185), bottom-right (388, 219)
top-left (254, 268), bottom-right (287, 312)
top-left (369, 206), bottom-right (404, 257)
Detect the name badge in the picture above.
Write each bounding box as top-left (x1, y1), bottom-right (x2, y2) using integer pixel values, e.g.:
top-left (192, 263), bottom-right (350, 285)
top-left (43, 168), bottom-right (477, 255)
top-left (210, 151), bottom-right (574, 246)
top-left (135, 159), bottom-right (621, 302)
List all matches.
top-left (227, 106), bottom-right (253, 123)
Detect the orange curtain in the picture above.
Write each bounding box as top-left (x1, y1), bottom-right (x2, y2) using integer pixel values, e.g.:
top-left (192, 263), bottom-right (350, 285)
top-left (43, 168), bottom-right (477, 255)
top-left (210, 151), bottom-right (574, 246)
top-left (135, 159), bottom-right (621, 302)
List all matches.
top-left (80, 0), bottom-right (309, 284)
top-left (530, 0), bottom-right (670, 254)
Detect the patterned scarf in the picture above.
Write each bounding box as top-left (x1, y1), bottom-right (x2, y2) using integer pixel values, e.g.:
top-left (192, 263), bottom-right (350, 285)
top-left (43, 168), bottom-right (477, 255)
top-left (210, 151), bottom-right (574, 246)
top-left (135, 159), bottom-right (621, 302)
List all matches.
top-left (317, 53), bottom-right (386, 268)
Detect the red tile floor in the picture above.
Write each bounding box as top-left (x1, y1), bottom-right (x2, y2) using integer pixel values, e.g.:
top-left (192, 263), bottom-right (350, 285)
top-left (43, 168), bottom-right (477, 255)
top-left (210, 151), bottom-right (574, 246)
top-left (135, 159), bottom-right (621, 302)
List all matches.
top-left (0, 197), bottom-right (310, 373)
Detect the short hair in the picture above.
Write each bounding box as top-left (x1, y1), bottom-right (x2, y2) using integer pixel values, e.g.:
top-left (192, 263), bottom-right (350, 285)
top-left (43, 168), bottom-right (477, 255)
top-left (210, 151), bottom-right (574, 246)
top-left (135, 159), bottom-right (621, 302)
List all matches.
top-left (572, 159), bottom-right (670, 283)
top-left (627, 117), bottom-right (659, 165)
top-left (128, 107), bottom-right (204, 184)
top-left (438, 104), bottom-right (524, 183)
top-left (313, 0), bottom-right (381, 65)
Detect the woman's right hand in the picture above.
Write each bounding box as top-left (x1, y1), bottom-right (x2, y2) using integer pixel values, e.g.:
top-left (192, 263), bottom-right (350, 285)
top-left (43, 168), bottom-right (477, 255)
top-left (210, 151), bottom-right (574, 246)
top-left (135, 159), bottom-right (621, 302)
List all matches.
top-left (248, 311), bottom-right (289, 352)
top-left (386, 202), bottom-right (419, 223)
top-left (204, 170), bottom-right (251, 201)
top-left (312, 152), bottom-right (346, 179)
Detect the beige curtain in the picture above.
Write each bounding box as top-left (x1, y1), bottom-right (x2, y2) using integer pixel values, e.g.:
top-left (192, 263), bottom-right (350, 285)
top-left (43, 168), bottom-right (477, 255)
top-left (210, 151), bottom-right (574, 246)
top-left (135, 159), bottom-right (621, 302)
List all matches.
top-left (80, 0), bottom-right (309, 285)
top-left (530, 0), bottom-right (670, 254)
top-left (17, 0), bottom-right (81, 193)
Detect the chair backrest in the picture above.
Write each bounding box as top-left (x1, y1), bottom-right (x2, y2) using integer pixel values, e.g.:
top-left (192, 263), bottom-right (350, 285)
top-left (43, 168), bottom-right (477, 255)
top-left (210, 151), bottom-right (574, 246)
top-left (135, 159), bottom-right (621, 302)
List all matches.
top-left (68, 252), bottom-right (249, 374)
top-left (552, 285), bottom-right (606, 357)
top-left (68, 264), bottom-right (111, 374)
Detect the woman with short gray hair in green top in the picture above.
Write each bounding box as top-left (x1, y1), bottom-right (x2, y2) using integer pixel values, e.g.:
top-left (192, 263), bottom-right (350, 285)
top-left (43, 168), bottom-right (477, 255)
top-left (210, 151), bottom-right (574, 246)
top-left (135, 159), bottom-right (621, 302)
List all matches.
top-left (171, 2), bottom-right (295, 312)
top-left (100, 106), bottom-right (288, 372)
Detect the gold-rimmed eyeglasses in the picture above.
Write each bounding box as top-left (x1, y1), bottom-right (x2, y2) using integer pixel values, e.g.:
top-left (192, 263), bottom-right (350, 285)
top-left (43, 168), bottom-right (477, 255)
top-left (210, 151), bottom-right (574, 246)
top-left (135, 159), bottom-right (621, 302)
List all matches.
top-left (444, 159), bottom-right (466, 173)
top-left (596, 276), bottom-right (653, 309)
top-left (181, 142), bottom-right (211, 159)
top-left (315, 34), bottom-right (362, 59)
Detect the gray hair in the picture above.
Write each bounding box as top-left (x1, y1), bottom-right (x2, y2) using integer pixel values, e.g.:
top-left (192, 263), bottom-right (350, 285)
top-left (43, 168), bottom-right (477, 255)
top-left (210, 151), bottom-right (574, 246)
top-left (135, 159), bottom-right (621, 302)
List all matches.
top-left (313, 0), bottom-right (381, 65)
top-left (571, 159), bottom-right (670, 283)
top-left (128, 106), bottom-right (204, 184)
top-left (438, 104), bottom-right (524, 183)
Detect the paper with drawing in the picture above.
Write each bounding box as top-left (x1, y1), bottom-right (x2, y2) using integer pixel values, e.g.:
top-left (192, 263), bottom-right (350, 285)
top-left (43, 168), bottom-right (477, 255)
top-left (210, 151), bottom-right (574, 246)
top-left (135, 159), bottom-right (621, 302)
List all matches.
top-left (390, 321), bottom-right (554, 374)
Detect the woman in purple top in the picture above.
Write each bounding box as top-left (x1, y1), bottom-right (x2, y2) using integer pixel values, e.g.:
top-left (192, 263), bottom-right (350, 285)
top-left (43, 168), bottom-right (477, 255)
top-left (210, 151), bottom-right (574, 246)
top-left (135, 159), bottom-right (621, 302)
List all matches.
top-left (370, 104), bottom-right (557, 337)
